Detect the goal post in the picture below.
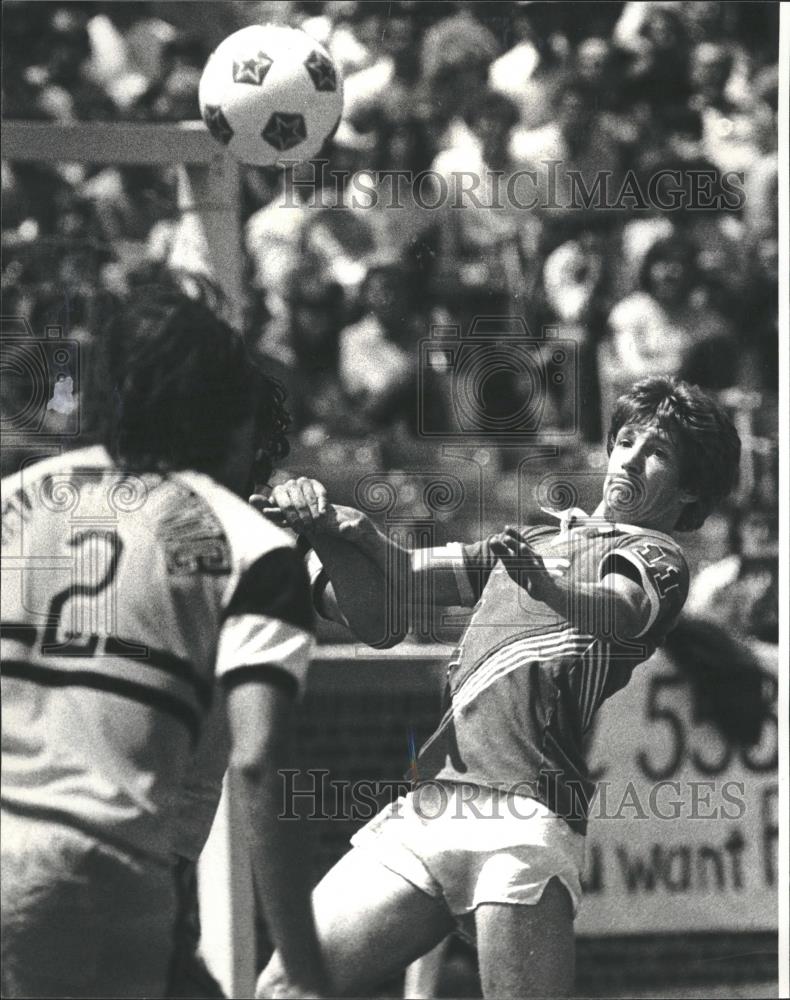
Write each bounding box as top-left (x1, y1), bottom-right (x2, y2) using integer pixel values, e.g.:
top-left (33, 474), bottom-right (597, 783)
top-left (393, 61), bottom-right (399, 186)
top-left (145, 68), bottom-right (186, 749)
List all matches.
top-left (3, 120), bottom-right (244, 331)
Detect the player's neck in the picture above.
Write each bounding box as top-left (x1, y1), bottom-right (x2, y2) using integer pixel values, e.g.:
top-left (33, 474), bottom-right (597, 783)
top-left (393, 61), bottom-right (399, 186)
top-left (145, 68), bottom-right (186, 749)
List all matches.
top-left (592, 499), bottom-right (677, 534)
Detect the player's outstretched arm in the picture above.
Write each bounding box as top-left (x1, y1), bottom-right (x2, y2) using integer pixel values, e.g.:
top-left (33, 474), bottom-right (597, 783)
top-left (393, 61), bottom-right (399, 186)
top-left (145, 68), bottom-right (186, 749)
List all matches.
top-left (253, 479), bottom-right (470, 645)
top-left (491, 527), bottom-right (651, 641)
top-left (252, 480), bottom-right (408, 647)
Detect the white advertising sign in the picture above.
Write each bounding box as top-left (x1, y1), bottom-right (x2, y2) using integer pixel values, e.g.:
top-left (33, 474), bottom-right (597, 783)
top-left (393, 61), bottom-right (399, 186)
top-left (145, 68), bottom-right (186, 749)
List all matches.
top-left (577, 645), bottom-right (778, 935)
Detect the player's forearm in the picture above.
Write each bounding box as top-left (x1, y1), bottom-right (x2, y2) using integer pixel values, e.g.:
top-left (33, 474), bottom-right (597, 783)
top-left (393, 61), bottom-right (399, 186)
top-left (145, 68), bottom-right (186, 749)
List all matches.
top-left (321, 515), bottom-right (465, 617)
top-left (328, 510), bottom-right (401, 571)
top-left (310, 532), bottom-right (408, 647)
top-left (233, 754), bottom-right (325, 993)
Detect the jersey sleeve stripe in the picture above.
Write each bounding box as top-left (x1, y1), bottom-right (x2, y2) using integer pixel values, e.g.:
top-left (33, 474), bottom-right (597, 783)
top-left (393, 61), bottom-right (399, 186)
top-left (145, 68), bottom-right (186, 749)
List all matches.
top-left (220, 663), bottom-right (300, 699)
top-left (421, 543), bottom-right (477, 606)
top-left (579, 649), bottom-right (595, 728)
top-left (1, 660), bottom-right (201, 742)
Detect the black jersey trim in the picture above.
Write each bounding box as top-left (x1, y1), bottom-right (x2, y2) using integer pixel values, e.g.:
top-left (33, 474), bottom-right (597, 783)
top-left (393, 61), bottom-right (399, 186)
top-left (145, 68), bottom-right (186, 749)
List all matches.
top-left (106, 637), bottom-right (212, 709)
top-left (222, 547), bottom-right (314, 633)
top-left (1, 625), bottom-right (211, 710)
top-left (220, 663), bottom-right (299, 700)
top-left (0, 622), bottom-right (37, 647)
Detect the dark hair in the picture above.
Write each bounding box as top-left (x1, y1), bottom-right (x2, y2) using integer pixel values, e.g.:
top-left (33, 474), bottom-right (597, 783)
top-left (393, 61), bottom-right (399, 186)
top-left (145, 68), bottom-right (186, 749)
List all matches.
top-left (638, 233), bottom-right (698, 296)
top-left (607, 375), bottom-right (740, 531)
top-left (374, 112), bottom-right (436, 174)
top-left (664, 615), bottom-right (771, 748)
top-left (105, 290), bottom-right (290, 477)
top-left (468, 90), bottom-right (520, 131)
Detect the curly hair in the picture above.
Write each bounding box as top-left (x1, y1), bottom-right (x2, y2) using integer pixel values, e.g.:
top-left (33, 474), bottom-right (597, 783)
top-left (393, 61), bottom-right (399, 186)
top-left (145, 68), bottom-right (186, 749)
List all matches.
top-left (105, 289), bottom-right (290, 478)
top-left (607, 375), bottom-right (740, 531)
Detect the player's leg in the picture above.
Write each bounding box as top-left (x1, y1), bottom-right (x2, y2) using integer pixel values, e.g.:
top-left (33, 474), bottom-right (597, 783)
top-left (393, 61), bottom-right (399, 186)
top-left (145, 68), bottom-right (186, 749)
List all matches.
top-left (474, 877), bottom-right (576, 999)
top-left (257, 846), bottom-right (456, 998)
top-left (402, 936), bottom-right (450, 999)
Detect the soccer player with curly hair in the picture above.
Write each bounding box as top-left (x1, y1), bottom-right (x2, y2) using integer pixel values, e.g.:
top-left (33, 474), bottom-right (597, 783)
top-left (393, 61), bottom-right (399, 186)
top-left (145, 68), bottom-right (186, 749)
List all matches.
top-left (1, 291), bottom-right (326, 998)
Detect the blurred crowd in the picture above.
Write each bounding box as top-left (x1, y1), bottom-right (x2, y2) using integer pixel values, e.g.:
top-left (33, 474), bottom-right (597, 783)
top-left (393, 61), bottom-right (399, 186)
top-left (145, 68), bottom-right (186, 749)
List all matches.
top-left (2, 1), bottom-right (780, 597)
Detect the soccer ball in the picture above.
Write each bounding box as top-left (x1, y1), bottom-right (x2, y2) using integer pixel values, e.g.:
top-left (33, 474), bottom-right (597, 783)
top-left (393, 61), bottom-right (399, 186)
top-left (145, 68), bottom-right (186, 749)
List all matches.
top-left (198, 24), bottom-right (344, 167)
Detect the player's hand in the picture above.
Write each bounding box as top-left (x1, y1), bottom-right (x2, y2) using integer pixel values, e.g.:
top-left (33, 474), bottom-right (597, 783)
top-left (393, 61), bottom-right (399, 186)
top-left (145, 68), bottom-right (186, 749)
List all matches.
top-left (250, 478), bottom-right (372, 540)
top-left (489, 526), bottom-right (569, 601)
top-left (252, 477), bottom-right (327, 534)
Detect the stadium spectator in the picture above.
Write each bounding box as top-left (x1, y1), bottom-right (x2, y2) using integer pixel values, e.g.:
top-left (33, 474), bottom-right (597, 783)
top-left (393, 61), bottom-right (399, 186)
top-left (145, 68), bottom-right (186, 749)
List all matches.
top-left (732, 228), bottom-right (779, 394)
top-left (245, 164), bottom-right (316, 308)
top-left (573, 36), bottom-right (623, 112)
top-left (605, 234), bottom-right (737, 405)
top-left (488, 4), bottom-right (571, 130)
top-left (262, 254), bottom-right (367, 440)
top-left (432, 90), bottom-right (536, 320)
top-left (621, 5), bottom-right (693, 115)
top-left (128, 33), bottom-right (207, 121)
top-left (338, 257), bottom-right (423, 433)
top-left (541, 234), bottom-right (608, 438)
top-left (510, 80), bottom-right (628, 239)
top-left (342, 2), bottom-right (423, 131)
top-left (419, 9), bottom-right (499, 151)
top-left (354, 101), bottom-right (439, 278)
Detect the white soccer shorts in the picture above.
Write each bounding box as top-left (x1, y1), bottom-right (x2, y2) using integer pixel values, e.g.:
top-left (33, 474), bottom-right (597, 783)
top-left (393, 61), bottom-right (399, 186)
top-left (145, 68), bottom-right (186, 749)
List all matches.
top-left (350, 781), bottom-right (585, 925)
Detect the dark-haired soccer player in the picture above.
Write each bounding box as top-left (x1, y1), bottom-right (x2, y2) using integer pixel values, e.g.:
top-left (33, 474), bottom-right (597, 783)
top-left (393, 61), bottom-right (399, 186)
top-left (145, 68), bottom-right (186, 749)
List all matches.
top-left (1, 292), bottom-right (326, 998)
top-left (257, 376), bottom-right (740, 999)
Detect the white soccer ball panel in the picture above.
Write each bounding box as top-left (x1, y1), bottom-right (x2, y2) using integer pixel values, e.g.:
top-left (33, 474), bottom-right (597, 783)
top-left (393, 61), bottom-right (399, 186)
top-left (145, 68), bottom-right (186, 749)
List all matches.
top-left (199, 24), bottom-right (343, 167)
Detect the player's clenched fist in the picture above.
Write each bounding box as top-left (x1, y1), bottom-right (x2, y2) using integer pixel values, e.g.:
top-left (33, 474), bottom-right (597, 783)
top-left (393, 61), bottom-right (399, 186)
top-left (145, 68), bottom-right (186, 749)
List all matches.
top-left (489, 525), bottom-right (570, 601)
top-left (274, 476), bottom-right (328, 532)
top-left (250, 478), bottom-right (372, 540)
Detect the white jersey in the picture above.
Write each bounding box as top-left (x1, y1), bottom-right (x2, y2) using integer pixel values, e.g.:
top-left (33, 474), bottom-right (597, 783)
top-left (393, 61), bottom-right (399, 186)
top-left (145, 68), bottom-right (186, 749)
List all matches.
top-left (1, 446), bottom-right (313, 861)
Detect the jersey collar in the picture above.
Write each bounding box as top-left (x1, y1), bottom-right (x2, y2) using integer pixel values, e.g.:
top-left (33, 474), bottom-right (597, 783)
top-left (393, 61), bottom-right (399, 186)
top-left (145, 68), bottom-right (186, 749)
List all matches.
top-left (541, 506), bottom-right (678, 548)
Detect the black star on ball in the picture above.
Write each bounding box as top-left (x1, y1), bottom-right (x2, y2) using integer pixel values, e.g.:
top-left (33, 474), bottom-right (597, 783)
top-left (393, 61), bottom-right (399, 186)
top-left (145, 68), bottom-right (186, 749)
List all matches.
top-left (233, 51), bottom-right (273, 86)
top-left (304, 50), bottom-right (337, 92)
top-left (202, 104), bottom-right (233, 145)
top-left (262, 112), bottom-right (307, 151)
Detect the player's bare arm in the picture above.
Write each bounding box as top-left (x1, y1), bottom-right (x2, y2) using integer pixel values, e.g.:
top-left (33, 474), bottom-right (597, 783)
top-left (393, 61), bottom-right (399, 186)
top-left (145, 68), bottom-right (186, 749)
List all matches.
top-left (256, 478), bottom-right (478, 627)
top-left (226, 681), bottom-right (326, 998)
top-left (251, 479), bottom-right (405, 646)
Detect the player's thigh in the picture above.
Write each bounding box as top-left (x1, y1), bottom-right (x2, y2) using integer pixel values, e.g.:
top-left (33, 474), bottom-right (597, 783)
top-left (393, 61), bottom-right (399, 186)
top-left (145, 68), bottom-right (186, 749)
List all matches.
top-left (474, 876), bottom-right (575, 999)
top-left (265, 846), bottom-right (455, 997)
